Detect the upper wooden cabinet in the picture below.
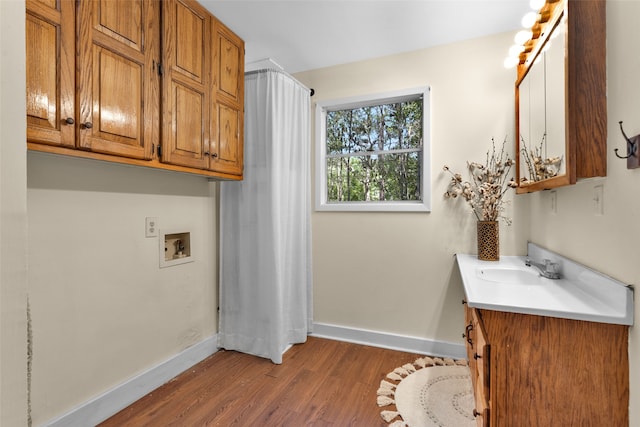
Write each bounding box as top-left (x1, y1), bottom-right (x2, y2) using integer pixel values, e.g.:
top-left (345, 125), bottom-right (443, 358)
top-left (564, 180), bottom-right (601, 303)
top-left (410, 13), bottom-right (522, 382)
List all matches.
top-left (162, 0), bottom-right (212, 170)
top-left (161, 0), bottom-right (244, 175)
top-left (26, 0), bottom-right (75, 148)
top-left (77, 0), bottom-right (159, 160)
top-left (211, 20), bottom-right (244, 176)
top-left (26, 0), bottom-right (244, 179)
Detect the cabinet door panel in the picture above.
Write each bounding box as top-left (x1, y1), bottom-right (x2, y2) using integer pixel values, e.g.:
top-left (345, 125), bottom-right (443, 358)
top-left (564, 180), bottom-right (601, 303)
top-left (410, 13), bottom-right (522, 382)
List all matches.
top-left (94, 48), bottom-right (141, 140)
top-left (218, 35), bottom-right (240, 101)
top-left (78, 0), bottom-right (157, 159)
top-left (96, 0), bottom-right (143, 51)
top-left (167, 82), bottom-right (207, 167)
top-left (26, 0), bottom-right (75, 147)
top-left (175, 2), bottom-right (205, 81)
top-left (211, 103), bottom-right (243, 175)
top-left (214, 21), bottom-right (243, 106)
top-left (162, 0), bottom-right (210, 169)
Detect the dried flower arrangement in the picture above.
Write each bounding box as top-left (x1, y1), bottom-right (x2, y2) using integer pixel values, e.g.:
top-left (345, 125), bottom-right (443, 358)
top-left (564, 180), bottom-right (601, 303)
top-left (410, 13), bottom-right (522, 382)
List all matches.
top-left (443, 138), bottom-right (518, 224)
top-left (519, 134), bottom-right (563, 183)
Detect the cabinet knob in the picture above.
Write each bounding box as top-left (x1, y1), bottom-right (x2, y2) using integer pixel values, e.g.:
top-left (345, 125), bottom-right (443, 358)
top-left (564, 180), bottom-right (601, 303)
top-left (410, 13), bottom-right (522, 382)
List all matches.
top-left (462, 299), bottom-right (467, 305)
top-left (81, 122), bottom-right (93, 129)
top-left (211, 153), bottom-right (218, 158)
top-left (473, 409), bottom-right (481, 417)
top-left (64, 117), bottom-right (75, 125)
top-left (473, 352), bottom-right (482, 360)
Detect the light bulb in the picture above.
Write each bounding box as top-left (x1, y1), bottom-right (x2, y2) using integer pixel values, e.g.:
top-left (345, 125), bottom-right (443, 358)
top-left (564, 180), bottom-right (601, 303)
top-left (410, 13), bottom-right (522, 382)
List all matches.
top-left (504, 56), bottom-right (519, 69)
top-left (514, 30), bottom-right (533, 45)
top-left (522, 12), bottom-right (538, 28)
top-left (530, 0), bottom-right (545, 11)
top-left (509, 44), bottom-right (525, 57)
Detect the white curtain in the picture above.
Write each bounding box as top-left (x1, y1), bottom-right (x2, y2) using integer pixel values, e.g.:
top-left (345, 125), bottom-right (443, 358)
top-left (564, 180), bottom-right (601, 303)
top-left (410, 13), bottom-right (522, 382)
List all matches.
top-left (218, 69), bottom-right (312, 364)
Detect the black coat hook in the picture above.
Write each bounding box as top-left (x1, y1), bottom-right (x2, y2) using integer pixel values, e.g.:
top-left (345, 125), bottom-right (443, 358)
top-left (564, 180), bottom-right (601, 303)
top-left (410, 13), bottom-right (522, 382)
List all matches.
top-left (615, 121), bottom-right (638, 159)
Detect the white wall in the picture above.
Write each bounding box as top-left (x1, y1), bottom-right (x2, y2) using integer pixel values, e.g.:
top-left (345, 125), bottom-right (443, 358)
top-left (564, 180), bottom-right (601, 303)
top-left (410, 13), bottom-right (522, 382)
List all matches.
top-left (26, 153), bottom-right (218, 425)
top-left (0, 1), bottom-right (29, 426)
top-left (526, 1), bottom-right (640, 424)
top-left (296, 31), bottom-right (530, 345)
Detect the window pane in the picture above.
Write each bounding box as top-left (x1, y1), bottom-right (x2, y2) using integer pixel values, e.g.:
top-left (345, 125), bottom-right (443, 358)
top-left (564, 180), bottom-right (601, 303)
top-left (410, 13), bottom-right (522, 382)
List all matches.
top-left (326, 99), bottom-right (423, 156)
top-left (326, 152), bottom-right (421, 202)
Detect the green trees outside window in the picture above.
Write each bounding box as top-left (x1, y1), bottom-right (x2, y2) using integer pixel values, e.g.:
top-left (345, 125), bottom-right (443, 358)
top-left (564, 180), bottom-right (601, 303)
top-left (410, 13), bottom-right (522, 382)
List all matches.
top-left (325, 99), bottom-right (423, 202)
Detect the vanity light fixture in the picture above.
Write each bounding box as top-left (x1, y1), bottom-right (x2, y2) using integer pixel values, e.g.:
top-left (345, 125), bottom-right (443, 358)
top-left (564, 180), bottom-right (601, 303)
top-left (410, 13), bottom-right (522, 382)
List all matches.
top-left (503, 0), bottom-right (563, 68)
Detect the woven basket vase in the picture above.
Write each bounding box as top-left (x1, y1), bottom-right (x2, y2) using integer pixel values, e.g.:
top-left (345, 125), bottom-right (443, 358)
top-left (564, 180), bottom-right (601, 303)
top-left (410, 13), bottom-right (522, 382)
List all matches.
top-left (477, 220), bottom-right (499, 261)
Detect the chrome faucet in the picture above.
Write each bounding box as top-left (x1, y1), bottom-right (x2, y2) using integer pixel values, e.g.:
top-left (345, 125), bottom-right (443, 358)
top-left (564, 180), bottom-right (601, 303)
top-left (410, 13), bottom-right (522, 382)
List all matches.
top-left (525, 258), bottom-right (561, 279)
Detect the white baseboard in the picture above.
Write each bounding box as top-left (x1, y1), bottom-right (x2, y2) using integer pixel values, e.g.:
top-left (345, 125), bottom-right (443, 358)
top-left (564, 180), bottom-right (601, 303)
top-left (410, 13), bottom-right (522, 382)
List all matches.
top-left (311, 323), bottom-right (466, 359)
top-left (43, 335), bottom-right (219, 427)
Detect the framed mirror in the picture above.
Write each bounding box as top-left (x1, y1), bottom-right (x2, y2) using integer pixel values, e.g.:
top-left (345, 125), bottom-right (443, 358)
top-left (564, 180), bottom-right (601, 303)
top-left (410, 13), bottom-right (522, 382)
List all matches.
top-left (516, 8), bottom-right (571, 192)
top-left (514, 0), bottom-right (607, 194)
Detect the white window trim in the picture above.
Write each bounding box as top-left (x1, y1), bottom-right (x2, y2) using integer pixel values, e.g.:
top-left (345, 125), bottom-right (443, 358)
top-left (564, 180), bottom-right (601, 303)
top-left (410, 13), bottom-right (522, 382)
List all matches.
top-left (315, 86), bottom-right (431, 212)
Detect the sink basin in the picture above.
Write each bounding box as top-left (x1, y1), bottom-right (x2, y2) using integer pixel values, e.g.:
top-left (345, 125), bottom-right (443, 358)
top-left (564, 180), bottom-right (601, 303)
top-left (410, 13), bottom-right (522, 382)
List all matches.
top-left (476, 266), bottom-right (544, 285)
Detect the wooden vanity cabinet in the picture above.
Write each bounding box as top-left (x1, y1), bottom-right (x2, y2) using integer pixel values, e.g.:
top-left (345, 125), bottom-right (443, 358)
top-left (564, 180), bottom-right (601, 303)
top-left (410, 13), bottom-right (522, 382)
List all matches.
top-left (463, 304), bottom-right (629, 426)
top-left (26, 0), bottom-right (244, 179)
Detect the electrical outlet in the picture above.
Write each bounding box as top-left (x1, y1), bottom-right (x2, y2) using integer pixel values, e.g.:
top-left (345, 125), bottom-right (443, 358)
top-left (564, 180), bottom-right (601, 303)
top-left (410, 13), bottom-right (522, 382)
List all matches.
top-left (550, 191), bottom-right (557, 214)
top-left (145, 217), bottom-right (158, 237)
top-left (593, 185), bottom-right (604, 216)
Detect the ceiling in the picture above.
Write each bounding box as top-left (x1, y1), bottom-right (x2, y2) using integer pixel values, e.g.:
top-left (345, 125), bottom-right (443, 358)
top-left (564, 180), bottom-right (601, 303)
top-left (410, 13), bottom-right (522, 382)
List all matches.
top-left (199, 0), bottom-right (532, 74)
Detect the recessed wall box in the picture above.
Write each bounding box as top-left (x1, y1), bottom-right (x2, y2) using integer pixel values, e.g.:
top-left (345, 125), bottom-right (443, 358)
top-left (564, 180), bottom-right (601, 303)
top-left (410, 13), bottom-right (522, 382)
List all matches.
top-left (159, 230), bottom-right (193, 268)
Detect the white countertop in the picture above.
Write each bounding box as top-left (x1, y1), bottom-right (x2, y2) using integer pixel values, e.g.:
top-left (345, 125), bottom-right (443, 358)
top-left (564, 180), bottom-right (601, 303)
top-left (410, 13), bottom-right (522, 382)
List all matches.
top-left (456, 243), bottom-right (634, 325)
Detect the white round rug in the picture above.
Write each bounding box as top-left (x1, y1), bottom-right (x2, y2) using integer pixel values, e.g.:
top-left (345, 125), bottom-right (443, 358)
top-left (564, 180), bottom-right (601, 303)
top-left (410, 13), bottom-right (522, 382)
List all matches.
top-left (377, 357), bottom-right (476, 427)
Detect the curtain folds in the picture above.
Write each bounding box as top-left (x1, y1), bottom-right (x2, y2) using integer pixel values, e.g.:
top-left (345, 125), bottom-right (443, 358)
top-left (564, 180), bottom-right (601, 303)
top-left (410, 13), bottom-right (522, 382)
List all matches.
top-left (218, 69), bottom-right (312, 364)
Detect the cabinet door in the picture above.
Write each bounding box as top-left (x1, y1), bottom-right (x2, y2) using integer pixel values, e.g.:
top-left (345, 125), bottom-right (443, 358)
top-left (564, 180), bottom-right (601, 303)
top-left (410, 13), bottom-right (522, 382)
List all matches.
top-left (472, 309), bottom-right (491, 427)
top-left (77, 0), bottom-right (158, 160)
top-left (26, 0), bottom-right (75, 147)
top-left (210, 20), bottom-right (244, 175)
top-left (161, 0), bottom-right (211, 169)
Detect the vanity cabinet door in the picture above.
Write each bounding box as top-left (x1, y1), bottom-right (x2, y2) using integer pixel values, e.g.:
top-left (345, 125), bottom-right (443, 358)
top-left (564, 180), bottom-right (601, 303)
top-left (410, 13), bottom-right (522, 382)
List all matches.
top-left (464, 306), bottom-right (491, 427)
top-left (77, 0), bottom-right (159, 160)
top-left (26, 0), bottom-right (75, 148)
top-left (471, 309), bottom-right (490, 427)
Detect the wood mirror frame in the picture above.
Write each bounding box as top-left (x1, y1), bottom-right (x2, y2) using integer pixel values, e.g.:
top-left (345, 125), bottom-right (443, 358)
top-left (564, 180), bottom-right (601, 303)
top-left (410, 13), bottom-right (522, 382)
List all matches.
top-left (514, 0), bottom-right (607, 194)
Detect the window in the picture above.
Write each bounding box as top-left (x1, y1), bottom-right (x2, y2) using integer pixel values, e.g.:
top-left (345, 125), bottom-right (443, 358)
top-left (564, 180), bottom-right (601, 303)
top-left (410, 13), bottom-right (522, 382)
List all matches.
top-left (315, 87), bottom-right (430, 212)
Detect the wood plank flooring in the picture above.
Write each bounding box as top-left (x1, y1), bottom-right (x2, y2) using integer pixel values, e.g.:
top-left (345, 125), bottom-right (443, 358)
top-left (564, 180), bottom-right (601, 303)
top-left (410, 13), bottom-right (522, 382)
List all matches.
top-left (99, 336), bottom-right (423, 426)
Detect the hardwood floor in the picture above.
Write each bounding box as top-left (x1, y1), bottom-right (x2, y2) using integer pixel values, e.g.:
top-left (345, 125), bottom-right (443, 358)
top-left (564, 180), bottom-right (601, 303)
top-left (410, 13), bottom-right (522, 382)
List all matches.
top-left (99, 336), bottom-right (423, 426)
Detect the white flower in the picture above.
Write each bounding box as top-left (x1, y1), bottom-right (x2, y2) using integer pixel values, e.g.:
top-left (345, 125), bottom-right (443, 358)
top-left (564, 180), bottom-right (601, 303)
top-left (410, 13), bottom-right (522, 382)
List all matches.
top-left (443, 137), bottom-right (515, 224)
